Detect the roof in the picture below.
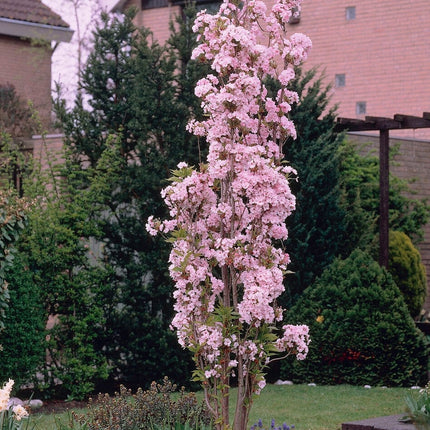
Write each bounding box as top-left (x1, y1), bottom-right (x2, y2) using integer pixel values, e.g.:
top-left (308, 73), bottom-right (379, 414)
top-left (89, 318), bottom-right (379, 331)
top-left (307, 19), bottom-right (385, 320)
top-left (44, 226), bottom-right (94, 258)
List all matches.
top-left (0, 0), bottom-right (73, 42)
top-left (0, 0), bottom-right (69, 28)
top-left (111, 0), bottom-right (129, 12)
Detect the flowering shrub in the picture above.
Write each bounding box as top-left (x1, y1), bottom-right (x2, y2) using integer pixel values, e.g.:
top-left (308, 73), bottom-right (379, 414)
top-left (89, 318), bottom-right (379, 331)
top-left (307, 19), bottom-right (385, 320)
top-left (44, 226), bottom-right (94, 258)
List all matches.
top-left (147, 0), bottom-right (311, 428)
top-left (0, 379), bottom-right (30, 430)
top-left (250, 419), bottom-right (294, 430)
top-left (61, 377), bottom-right (212, 430)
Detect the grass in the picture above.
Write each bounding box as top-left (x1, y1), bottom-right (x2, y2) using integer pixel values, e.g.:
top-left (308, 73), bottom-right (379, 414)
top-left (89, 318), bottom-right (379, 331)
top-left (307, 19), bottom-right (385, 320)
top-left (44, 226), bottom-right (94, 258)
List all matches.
top-left (30, 383), bottom-right (412, 430)
top-left (247, 384), bottom-right (410, 430)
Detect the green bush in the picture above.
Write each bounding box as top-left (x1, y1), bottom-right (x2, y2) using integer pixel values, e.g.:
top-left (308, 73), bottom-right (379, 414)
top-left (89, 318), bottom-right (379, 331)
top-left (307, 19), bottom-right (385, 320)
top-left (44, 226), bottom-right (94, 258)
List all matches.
top-left (0, 255), bottom-right (45, 388)
top-left (388, 231), bottom-right (427, 318)
top-left (280, 249), bottom-right (428, 386)
top-left (58, 377), bottom-right (212, 430)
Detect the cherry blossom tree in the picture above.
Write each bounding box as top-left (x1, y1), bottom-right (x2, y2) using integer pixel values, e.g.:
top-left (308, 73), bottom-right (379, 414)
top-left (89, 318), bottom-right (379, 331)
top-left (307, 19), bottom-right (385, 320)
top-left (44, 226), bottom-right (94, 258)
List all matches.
top-left (147, 0), bottom-right (311, 428)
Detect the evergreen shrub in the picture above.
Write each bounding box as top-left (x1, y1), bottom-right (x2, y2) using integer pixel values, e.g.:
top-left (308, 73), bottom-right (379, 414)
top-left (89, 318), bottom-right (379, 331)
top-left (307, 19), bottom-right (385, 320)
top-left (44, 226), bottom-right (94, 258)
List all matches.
top-left (281, 67), bottom-right (346, 301)
top-left (280, 249), bottom-right (428, 386)
top-left (388, 230), bottom-right (427, 319)
top-left (0, 255), bottom-right (45, 388)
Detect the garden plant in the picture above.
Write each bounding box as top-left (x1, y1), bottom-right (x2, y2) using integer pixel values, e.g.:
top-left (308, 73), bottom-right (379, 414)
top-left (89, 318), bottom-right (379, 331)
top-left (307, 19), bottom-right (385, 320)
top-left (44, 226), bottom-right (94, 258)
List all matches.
top-left (58, 377), bottom-right (212, 430)
top-left (388, 230), bottom-right (427, 318)
top-left (405, 382), bottom-right (430, 429)
top-left (281, 249), bottom-right (428, 386)
top-left (0, 189), bottom-right (30, 334)
top-left (147, 0), bottom-right (312, 428)
top-left (0, 379), bottom-right (30, 430)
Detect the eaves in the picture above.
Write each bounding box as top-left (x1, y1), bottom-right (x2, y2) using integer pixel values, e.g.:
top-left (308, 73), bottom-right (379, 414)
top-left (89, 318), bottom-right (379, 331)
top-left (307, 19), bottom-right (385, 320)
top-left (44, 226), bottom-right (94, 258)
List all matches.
top-left (0, 17), bottom-right (74, 42)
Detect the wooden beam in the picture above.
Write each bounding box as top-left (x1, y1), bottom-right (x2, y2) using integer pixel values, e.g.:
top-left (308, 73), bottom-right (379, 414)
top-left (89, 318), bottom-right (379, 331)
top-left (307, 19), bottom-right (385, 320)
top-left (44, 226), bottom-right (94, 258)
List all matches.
top-left (335, 117), bottom-right (380, 132)
top-left (379, 129), bottom-right (390, 269)
top-left (365, 116), bottom-right (402, 130)
top-left (393, 114), bottom-right (430, 129)
top-left (335, 112), bottom-right (430, 270)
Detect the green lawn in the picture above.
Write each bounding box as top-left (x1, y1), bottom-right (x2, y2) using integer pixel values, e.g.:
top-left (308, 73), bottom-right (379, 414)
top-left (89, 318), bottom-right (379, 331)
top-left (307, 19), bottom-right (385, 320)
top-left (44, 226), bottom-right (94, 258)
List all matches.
top-left (31, 383), bottom-right (412, 430)
top-left (248, 384), bottom-right (410, 430)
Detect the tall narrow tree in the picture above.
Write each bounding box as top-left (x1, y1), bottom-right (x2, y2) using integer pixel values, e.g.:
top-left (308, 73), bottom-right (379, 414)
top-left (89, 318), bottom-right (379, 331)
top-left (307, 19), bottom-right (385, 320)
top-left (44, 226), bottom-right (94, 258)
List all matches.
top-left (148, 0), bottom-right (312, 427)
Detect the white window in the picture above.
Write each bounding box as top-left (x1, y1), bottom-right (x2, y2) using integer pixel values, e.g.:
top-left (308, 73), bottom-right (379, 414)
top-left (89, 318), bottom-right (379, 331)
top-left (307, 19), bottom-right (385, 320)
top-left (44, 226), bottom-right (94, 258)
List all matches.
top-left (356, 102), bottom-right (366, 115)
top-left (335, 74), bottom-right (346, 88)
top-left (346, 6), bottom-right (356, 20)
top-left (289, 7), bottom-right (301, 24)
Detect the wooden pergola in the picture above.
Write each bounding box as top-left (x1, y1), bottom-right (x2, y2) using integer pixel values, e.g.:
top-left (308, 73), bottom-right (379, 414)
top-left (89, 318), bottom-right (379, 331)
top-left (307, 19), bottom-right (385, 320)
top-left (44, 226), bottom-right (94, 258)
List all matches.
top-left (334, 113), bottom-right (430, 269)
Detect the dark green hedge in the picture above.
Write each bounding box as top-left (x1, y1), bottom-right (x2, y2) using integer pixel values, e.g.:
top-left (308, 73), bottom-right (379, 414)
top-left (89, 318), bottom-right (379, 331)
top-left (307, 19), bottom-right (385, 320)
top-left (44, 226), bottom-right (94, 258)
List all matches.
top-left (280, 249), bottom-right (428, 386)
top-left (0, 255), bottom-right (45, 388)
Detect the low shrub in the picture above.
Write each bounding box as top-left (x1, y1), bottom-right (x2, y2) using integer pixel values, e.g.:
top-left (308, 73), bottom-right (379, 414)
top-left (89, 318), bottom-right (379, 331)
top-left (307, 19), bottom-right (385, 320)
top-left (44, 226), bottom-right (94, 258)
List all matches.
top-left (58, 377), bottom-right (212, 430)
top-left (388, 230), bottom-right (427, 318)
top-left (280, 249), bottom-right (428, 386)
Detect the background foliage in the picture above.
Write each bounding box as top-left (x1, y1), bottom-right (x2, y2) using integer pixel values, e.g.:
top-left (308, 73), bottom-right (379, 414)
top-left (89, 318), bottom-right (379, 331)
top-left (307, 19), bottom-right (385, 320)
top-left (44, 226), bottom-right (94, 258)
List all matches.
top-left (51, 5), bottom-right (208, 392)
top-left (281, 68), bottom-right (346, 302)
top-left (17, 143), bottom-right (111, 400)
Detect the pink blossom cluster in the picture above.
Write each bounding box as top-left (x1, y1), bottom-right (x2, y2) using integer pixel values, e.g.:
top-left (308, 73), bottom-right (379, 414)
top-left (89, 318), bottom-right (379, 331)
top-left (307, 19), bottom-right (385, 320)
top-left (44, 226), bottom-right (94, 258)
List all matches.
top-left (276, 324), bottom-right (310, 360)
top-left (147, 0), bottom-right (311, 404)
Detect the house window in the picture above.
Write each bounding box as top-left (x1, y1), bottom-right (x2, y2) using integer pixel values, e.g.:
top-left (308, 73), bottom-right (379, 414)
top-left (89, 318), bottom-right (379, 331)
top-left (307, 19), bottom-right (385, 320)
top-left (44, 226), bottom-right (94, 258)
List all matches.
top-left (335, 74), bottom-right (346, 88)
top-left (356, 101), bottom-right (366, 115)
top-left (289, 7), bottom-right (301, 24)
top-left (346, 6), bottom-right (356, 20)
top-left (172, 0), bottom-right (221, 14)
top-left (142, 0), bottom-right (168, 10)
top-left (196, 1), bottom-right (221, 14)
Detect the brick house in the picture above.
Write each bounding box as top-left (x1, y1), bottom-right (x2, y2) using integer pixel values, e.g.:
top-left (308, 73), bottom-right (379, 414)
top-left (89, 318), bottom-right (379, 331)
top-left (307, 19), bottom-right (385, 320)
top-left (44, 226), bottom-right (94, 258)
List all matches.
top-left (0, 0), bottom-right (73, 128)
top-left (112, 0), bottom-right (430, 301)
top-left (112, 0), bottom-right (430, 136)
top-left (0, 0), bottom-right (73, 183)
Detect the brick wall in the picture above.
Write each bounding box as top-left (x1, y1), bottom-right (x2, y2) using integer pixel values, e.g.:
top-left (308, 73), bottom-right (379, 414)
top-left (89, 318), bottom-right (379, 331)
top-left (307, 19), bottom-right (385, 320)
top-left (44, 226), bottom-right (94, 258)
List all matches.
top-left (120, 0), bottom-right (181, 45)
top-left (348, 132), bottom-right (430, 308)
top-left (0, 35), bottom-right (52, 128)
top-left (127, 1), bottom-right (430, 139)
top-left (274, 0), bottom-right (430, 139)
top-left (139, 5), bottom-right (181, 45)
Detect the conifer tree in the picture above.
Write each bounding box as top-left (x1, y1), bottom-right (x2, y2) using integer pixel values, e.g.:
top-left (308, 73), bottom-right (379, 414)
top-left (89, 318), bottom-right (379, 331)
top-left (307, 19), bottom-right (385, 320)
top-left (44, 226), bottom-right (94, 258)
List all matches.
top-left (53, 6), bottom-right (207, 387)
top-left (282, 68), bottom-right (346, 302)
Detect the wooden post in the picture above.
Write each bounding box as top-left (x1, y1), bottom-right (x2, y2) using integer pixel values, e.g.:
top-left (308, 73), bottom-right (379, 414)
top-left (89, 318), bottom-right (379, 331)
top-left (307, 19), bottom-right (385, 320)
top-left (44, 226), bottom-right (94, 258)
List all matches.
top-left (379, 129), bottom-right (389, 269)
